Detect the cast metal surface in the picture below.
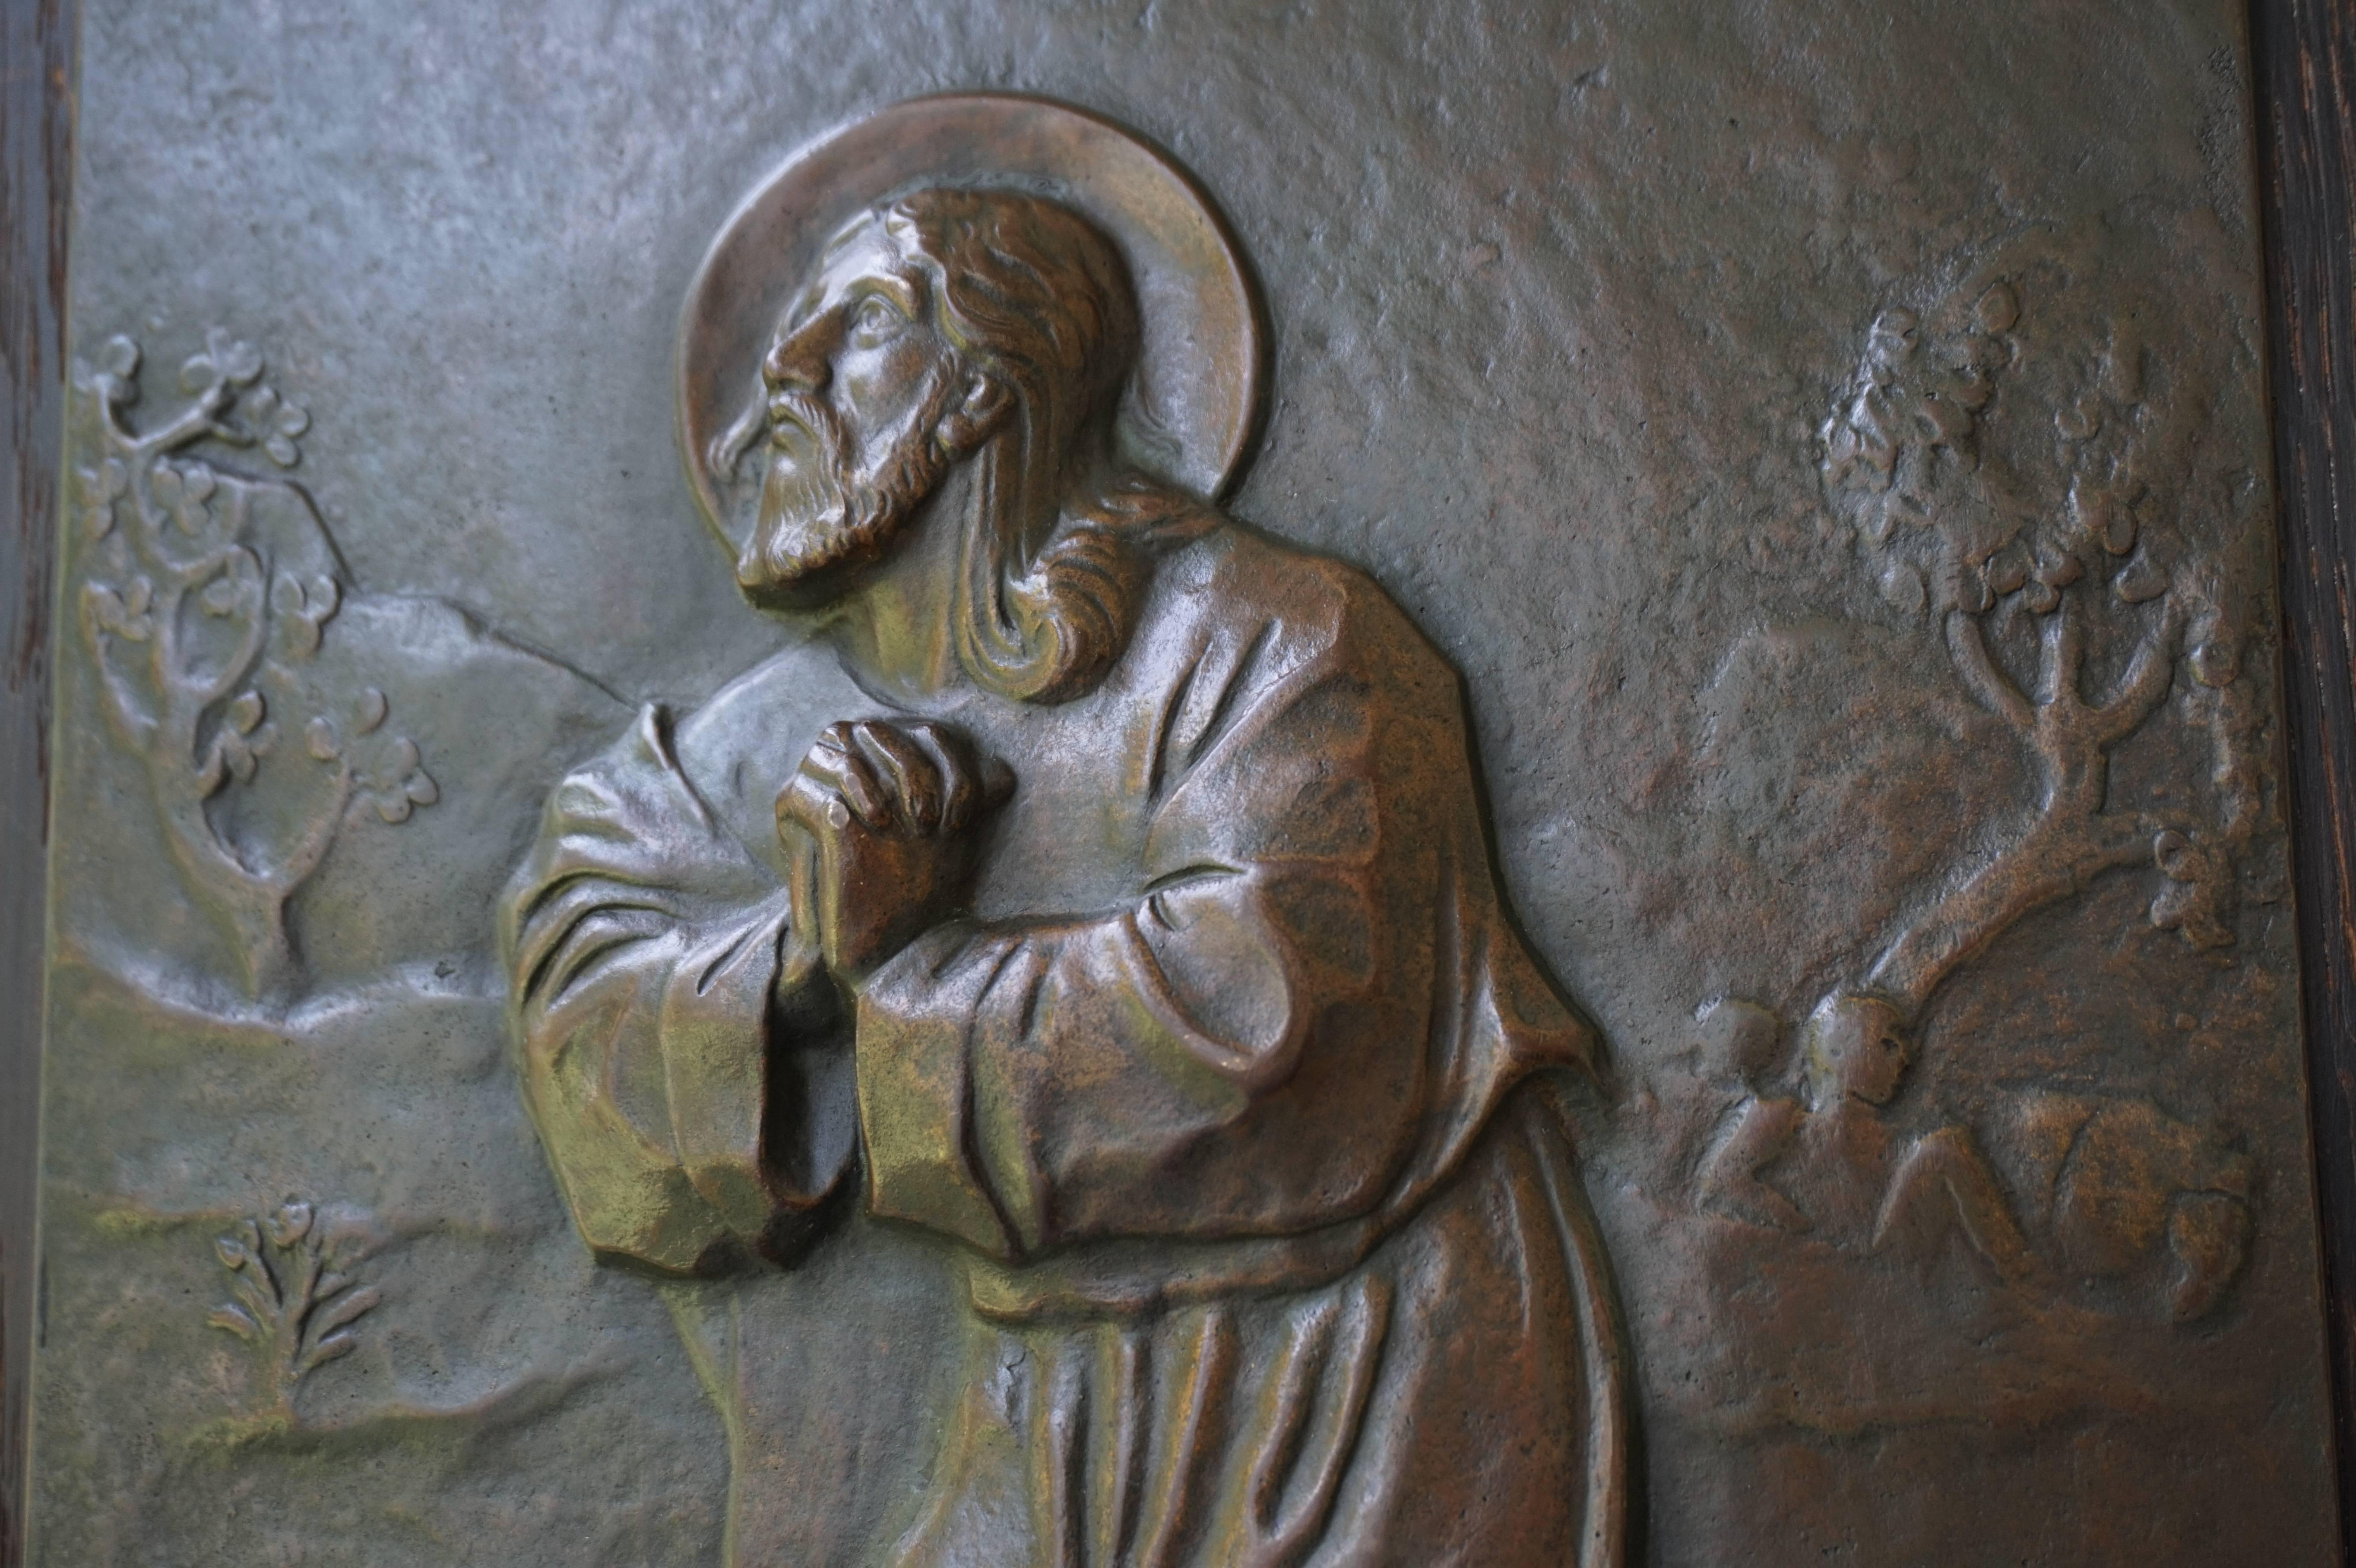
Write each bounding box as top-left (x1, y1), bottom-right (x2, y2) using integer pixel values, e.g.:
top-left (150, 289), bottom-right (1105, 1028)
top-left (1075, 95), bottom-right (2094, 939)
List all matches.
top-left (19, 2), bottom-right (2351, 1563)
top-left (508, 106), bottom-right (1626, 1560)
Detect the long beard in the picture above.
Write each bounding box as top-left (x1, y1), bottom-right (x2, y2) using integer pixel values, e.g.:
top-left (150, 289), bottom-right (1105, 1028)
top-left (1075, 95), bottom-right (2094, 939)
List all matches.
top-left (736, 388), bottom-right (952, 604)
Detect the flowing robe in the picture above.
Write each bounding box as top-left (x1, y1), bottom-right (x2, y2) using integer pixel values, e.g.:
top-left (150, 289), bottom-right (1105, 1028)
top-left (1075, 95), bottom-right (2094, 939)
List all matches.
top-left (501, 520), bottom-right (1629, 1566)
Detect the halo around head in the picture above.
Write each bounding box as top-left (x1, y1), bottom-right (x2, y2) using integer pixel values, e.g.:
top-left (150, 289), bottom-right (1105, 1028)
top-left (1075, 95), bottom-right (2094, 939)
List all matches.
top-left (678, 92), bottom-right (1267, 552)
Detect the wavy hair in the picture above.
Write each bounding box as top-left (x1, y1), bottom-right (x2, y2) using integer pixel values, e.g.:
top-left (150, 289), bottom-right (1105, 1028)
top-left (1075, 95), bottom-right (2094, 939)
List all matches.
top-left (877, 187), bottom-right (1203, 705)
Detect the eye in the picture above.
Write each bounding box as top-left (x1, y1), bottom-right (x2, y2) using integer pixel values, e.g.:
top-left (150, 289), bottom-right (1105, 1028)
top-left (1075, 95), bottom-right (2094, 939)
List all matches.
top-left (849, 294), bottom-right (901, 344)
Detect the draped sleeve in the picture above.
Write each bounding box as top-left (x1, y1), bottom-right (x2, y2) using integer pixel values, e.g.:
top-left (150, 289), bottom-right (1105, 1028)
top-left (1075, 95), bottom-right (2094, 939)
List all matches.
top-left (852, 553), bottom-right (1594, 1270)
top-left (499, 704), bottom-right (852, 1273)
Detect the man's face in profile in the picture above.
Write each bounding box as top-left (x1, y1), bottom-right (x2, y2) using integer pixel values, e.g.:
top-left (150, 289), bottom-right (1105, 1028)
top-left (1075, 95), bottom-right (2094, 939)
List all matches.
top-left (737, 220), bottom-right (963, 603)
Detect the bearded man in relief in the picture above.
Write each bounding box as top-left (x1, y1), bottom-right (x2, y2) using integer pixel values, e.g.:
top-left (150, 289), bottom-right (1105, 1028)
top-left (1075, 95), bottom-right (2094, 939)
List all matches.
top-left (501, 186), bottom-right (1628, 1566)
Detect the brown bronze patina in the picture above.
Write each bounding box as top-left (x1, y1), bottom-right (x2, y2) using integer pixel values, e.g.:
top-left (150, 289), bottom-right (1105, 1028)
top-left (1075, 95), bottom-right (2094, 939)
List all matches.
top-left (503, 127), bottom-right (1630, 1565)
top-left (22, 12), bottom-right (2349, 1559)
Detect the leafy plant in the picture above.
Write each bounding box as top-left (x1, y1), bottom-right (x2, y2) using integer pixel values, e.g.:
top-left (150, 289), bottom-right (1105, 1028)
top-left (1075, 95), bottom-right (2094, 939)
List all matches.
top-left (72, 330), bottom-right (437, 998)
top-left (1808, 251), bottom-right (2267, 1027)
top-left (209, 1199), bottom-right (380, 1416)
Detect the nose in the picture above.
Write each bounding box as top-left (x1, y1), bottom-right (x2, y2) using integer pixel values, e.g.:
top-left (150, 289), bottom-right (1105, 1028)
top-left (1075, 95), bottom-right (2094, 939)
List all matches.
top-left (762, 315), bottom-right (833, 392)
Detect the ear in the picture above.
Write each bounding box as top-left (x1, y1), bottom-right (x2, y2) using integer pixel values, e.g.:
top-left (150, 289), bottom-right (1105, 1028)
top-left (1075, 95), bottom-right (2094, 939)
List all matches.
top-left (934, 371), bottom-right (1013, 455)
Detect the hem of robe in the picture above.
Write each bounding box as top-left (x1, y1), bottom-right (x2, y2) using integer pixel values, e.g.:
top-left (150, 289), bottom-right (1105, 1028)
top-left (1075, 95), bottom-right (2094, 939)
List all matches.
top-left (918, 1073), bottom-right (1598, 1324)
top-left (882, 1082), bottom-right (1630, 1568)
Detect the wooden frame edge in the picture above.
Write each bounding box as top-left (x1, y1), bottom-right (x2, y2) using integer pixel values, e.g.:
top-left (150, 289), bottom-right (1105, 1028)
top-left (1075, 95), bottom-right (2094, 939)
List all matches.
top-left (2251, 0), bottom-right (2356, 1553)
top-left (0, 0), bottom-right (70, 1563)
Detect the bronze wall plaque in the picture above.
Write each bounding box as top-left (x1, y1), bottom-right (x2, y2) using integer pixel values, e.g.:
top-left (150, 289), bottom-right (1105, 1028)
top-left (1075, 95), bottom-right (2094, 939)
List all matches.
top-left (18, 1), bottom-right (2345, 1563)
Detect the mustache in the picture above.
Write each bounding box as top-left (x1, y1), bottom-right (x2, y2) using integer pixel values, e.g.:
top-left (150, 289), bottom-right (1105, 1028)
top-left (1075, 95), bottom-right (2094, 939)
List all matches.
top-left (766, 388), bottom-right (847, 456)
top-left (710, 385), bottom-right (848, 481)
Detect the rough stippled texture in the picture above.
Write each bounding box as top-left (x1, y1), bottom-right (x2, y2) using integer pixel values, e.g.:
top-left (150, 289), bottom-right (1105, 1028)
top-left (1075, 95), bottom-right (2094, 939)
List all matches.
top-left (21, 0), bottom-right (2345, 1562)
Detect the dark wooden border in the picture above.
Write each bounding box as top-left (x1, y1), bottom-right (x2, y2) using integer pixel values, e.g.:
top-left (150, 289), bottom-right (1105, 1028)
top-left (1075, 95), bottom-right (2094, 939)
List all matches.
top-left (2253, 0), bottom-right (2356, 1551)
top-left (0, 0), bottom-right (69, 1562)
top-left (0, 1), bottom-right (2350, 1562)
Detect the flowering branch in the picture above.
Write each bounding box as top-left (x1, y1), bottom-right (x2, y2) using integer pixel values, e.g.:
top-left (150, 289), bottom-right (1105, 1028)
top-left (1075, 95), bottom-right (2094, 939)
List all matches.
top-left (72, 331), bottom-right (434, 999)
top-left (208, 1200), bottom-right (381, 1416)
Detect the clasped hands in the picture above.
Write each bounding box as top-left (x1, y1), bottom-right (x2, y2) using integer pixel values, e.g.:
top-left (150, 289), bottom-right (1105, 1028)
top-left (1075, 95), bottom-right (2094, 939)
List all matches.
top-left (776, 719), bottom-right (1010, 986)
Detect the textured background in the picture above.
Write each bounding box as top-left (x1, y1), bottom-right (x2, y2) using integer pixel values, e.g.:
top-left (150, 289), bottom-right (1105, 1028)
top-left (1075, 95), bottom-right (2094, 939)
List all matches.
top-left (25, 0), bottom-right (2344, 1561)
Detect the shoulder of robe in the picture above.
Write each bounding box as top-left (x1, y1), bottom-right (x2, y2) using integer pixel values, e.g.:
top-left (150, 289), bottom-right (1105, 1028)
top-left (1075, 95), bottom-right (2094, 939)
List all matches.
top-left (671, 645), bottom-right (872, 861)
top-left (1134, 516), bottom-right (1458, 703)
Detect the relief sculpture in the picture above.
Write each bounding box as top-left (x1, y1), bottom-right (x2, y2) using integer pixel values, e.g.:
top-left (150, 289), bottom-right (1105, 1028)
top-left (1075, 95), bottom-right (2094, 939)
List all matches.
top-left (206, 1199), bottom-right (385, 1435)
top-left (1685, 244), bottom-right (2271, 1323)
top-left (1811, 248), bottom-right (2265, 1008)
top-left (29, 5), bottom-right (2340, 1562)
top-left (500, 95), bottom-right (1630, 1565)
top-left (71, 331), bottom-right (439, 1000)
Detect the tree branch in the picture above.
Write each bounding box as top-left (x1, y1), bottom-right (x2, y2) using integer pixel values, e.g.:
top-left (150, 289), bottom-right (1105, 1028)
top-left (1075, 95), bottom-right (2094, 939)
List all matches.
top-left (2038, 591), bottom-right (2086, 711)
top-left (1945, 609), bottom-right (2033, 729)
top-left (2091, 599), bottom-right (2184, 746)
top-left (266, 755), bottom-right (358, 900)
